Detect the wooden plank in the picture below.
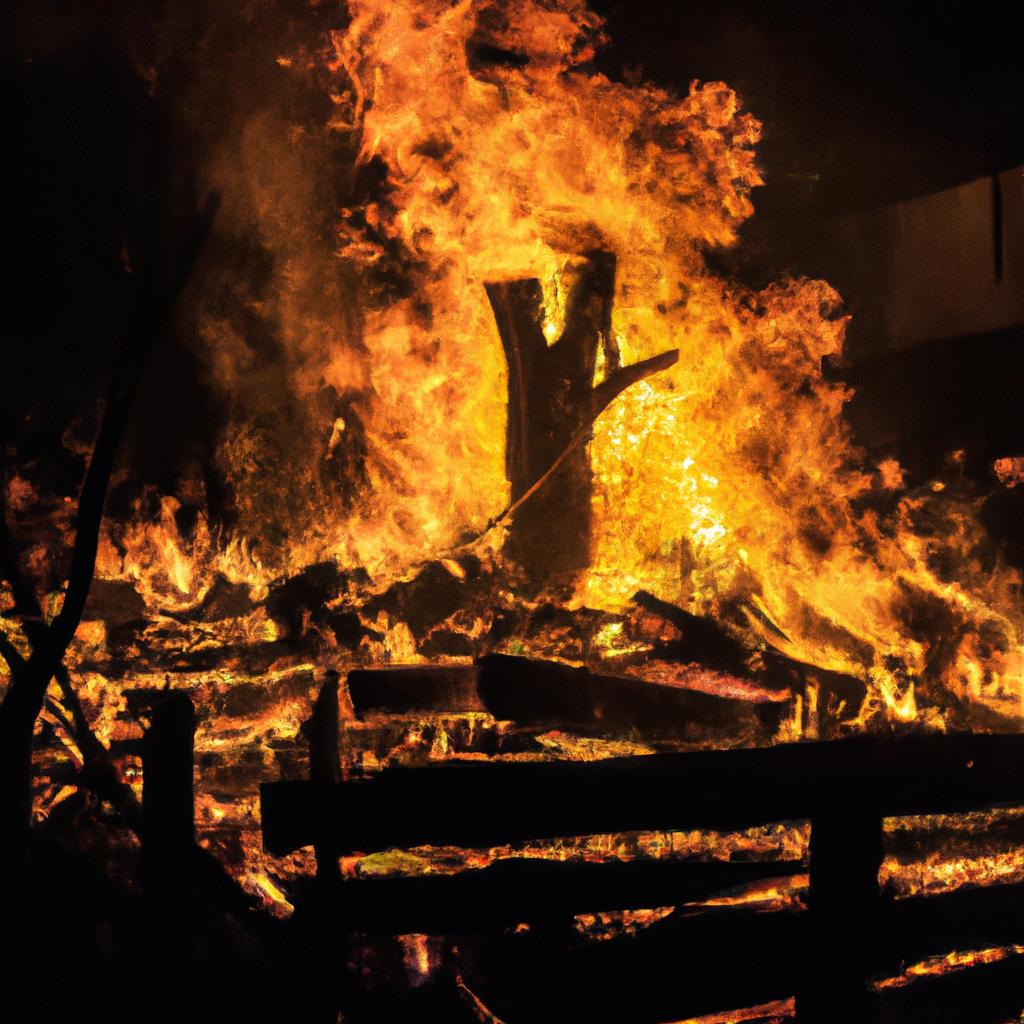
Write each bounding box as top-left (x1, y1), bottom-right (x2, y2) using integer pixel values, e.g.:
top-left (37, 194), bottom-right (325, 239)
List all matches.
top-left (881, 881), bottom-right (1024, 970)
top-left (477, 654), bottom-right (788, 743)
top-left (872, 950), bottom-right (1024, 1023)
top-left (143, 693), bottom-right (195, 875)
top-left (142, 693), bottom-right (196, 996)
top-left (307, 858), bottom-right (804, 934)
top-left (261, 734), bottom-right (1024, 857)
top-left (466, 883), bottom-right (1024, 1024)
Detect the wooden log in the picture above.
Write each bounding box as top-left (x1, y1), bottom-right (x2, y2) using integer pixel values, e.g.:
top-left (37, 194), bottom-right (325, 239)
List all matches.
top-left (631, 590), bottom-right (867, 731)
top-left (347, 665), bottom-right (484, 717)
top-left (305, 858), bottom-right (804, 935)
top-left (346, 656), bottom-right (787, 745)
top-left (631, 590), bottom-right (755, 675)
top-left (261, 734), bottom-right (1024, 859)
top-left (476, 654), bottom-right (787, 743)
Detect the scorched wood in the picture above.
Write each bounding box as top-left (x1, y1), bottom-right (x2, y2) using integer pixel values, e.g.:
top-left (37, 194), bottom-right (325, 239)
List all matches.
top-left (295, 857), bottom-right (803, 935)
top-left (261, 733), bottom-right (1024, 858)
top-left (485, 252), bottom-right (678, 588)
top-left (345, 656), bottom-right (787, 745)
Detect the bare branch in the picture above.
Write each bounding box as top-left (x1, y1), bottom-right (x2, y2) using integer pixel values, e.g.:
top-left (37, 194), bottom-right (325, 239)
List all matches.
top-left (591, 348), bottom-right (679, 418)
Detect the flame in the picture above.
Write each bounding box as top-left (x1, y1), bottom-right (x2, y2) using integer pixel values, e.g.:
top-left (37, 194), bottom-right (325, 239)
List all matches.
top-left (96, 493), bottom-right (269, 610)
top-left (23, 5), bottom-right (1023, 916)
top-left (296, 0), bottom-right (1023, 720)
top-left (72, 0), bottom-right (1023, 732)
top-left (870, 943), bottom-right (1024, 991)
top-left (994, 456), bottom-right (1024, 488)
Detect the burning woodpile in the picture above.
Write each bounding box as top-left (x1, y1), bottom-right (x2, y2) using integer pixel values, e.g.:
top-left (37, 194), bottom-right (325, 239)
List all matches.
top-left (3, 0), bottom-right (1024, 1022)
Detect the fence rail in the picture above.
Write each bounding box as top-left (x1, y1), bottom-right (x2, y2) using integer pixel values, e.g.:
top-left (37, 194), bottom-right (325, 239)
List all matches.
top-left (254, 674), bottom-right (1024, 1023)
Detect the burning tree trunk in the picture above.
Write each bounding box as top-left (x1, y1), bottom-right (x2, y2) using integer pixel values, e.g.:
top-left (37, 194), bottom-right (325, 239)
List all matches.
top-left (485, 252), bottom-right (678, 589)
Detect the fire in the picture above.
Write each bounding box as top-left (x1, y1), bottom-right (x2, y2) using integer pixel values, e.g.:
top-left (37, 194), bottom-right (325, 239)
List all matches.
top-left (269, 0), bottom-right (1021, 723)
top-left (61, 0), bottom-right (1022, 732)
top-left (6, 7), bottom-right (1024, 1020)
top-left (870, 943), bottom-right (1024, 992)
top-left (0, 0), bottom-right (973, 768)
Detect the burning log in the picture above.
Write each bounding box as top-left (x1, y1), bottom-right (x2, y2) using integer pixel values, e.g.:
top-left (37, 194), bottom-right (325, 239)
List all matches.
top-left (630, 589), bottom-right (868, 734)
top-left (484, 252), bottom-right (678, 589)
top-left (475, 654), bottom-right (786, 744)
top-left (346, 655), bottom-right (788, 747)
top-left (347, 664), bottom-right (485, 716)
top-left (631, 590), bottom-right (755, 675)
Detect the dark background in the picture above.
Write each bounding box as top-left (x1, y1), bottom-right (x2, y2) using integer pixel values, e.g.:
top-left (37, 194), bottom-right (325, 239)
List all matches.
top-left (599, 0), bottom-right (1022, 219)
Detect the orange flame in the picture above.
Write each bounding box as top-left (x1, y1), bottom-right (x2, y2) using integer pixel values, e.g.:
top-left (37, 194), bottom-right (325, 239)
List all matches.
top-left (78, 0), bottom-right (1024, 730)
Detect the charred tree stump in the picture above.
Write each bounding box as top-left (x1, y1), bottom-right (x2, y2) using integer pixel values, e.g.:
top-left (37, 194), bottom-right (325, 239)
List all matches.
top-left (485, 253), bottom-right (677, 589)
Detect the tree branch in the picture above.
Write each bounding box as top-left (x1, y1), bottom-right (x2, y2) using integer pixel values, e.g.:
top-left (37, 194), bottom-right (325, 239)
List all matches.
top-left (591, 348), bottom-right (679, 418)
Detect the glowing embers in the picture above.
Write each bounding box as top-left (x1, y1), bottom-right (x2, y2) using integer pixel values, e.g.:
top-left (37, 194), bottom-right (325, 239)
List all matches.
top-left (994, 456), bottom-right (1024, 489)
top-left (670, 999), bottom-right (796, 1024)
top-left (883, 806), bottom-right (1024, 899)
top-left (340, 821), bottom-right (809, 882)
top-left (870, 943), bottom-right (1024, 992)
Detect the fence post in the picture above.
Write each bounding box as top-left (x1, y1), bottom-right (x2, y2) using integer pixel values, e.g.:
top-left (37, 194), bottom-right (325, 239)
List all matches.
top-left (142, 692), bottom-right (196, 1018)
top-left (797, 802), bottom-right (883, 1022)
top-left (308, 671), bottom-right (341, 884)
